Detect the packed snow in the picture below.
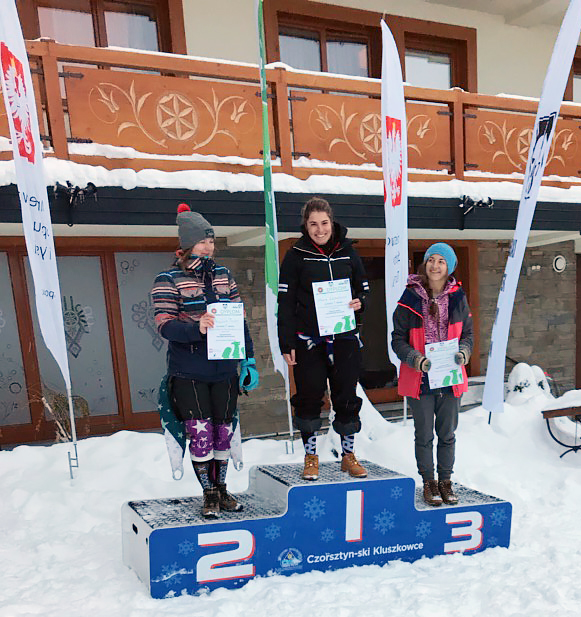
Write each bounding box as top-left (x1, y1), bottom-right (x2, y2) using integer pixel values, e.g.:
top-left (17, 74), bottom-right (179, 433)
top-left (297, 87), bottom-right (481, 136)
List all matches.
top-left (1, 368), bottom-right (581, 617)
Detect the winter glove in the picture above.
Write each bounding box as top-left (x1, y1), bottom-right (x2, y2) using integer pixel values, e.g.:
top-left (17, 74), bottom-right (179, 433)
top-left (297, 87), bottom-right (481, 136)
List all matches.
top-left (415, 356), bottom-right (432, 373)
top-left (454, 348), bottom-right (470, 366)
top-left (239, 358), bottom-right (259, 392)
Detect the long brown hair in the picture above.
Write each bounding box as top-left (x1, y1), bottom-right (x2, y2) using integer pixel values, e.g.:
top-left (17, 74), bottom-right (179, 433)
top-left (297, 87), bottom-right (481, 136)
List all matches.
top-left (416, 262), bottom-right (452, 318)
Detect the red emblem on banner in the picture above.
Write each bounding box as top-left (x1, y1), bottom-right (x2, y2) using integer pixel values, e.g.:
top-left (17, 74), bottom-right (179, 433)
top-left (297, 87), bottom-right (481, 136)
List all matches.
top-left (385, 116), bottom-right (402, 208)
top-left (1, 43), bottom-right (35, 164)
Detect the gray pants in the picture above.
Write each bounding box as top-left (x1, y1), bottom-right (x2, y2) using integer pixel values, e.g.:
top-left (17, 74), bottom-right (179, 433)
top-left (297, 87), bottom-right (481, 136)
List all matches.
top-left (408, 391), bottom-right (460, 481)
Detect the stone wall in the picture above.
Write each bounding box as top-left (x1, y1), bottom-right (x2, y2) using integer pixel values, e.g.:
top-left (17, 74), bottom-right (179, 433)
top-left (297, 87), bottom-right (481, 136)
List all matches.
top-left (217, 243), bottom-right (289, 437)
top-left (478, 240), bottom-right (576, 391)
top-left (219, 239), bottom-right (578, 436)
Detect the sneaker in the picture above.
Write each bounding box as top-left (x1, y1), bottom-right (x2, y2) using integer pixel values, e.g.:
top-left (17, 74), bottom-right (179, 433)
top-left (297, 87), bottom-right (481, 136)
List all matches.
top-left (423, 479), bottom-right (443, 507)
top-left (340, 452), bottom-right (367, 478)
top-left (202, 487), bottom-right (220, 518)
top-left (438, 480), bottom-right (459, 505)
top-left (217, 483), bottom-right (243, 512)
top-left (302, 454), bottom-right (319, 480)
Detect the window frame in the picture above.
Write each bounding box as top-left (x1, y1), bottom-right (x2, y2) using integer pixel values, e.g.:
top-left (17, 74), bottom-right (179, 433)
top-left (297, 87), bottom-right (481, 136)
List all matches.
top-left (264, 0), bottom-right (477, 91)
top-left (564, 46), bottom-right (581, 101)
top-left (278, 16), bottom-right (374, 77)
top-left (16, 0), bottom-right (186, 54)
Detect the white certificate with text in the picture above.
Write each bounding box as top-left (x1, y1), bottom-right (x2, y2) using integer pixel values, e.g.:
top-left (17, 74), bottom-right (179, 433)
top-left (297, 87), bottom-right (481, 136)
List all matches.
top-left (206, 302), bottom-right (246, 360)
top-left (312, 278), bottom-right (356, 336)
top-left (425, 338), bottom-right (464, 389)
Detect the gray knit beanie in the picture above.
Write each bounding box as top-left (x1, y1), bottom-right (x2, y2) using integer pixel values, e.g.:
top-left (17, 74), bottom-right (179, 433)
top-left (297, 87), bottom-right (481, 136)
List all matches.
top-left (176, 203), bottom-right (214, 249)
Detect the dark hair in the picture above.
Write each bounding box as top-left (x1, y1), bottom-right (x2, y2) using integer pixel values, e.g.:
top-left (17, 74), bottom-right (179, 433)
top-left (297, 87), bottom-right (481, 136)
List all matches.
top-left (301, 197), bottom-right (334, 227)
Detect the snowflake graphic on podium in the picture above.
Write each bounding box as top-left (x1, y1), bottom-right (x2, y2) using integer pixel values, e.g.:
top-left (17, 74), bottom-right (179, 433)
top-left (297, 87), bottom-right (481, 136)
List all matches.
top-left (161, 562), bottom-right (183, 587)
top-left (391, 486), bottom-right (403, 500)
top-left (265, 524), bottom-right (281, 541)
top-left (491, 508), bottom-right (508, 527)
top-left (178, 540), bottom-right (195, 556)
top-left (374, 509), bottom-right (395, 535)
top-left (304, 496), bottom-right (326, 521)
top-left (416, 520), bottom-right (432, 540)
top-left (321, 528), bottom-right (335, 542)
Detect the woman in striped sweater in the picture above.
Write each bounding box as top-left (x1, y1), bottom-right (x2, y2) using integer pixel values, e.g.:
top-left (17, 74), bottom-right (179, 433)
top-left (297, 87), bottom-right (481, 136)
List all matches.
top-left (151, 204), bottom-right (258, 518)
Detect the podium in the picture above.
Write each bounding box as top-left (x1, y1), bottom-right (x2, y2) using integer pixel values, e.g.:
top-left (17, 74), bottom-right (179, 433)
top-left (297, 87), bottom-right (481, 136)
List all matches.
top-left (122, 462), bottom-right (512, 598)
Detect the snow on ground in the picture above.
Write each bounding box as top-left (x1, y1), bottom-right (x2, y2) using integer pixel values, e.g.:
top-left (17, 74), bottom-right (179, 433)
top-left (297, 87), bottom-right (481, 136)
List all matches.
top-left (2, 377), bottom-right (581, 617)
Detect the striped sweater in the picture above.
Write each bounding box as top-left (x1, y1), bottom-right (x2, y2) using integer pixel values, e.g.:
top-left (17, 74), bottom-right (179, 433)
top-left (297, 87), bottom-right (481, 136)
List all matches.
top-left (151, 256), bottom-right (253, 381)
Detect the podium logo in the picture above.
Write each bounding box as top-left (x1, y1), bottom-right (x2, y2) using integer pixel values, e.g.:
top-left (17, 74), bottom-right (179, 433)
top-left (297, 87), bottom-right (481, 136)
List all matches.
top-left (1, 43), bottom-right (35, 164)
top-left (384, 115), bottom-right (402, 208)
top-left (278, 548), bottom-right (303, 571)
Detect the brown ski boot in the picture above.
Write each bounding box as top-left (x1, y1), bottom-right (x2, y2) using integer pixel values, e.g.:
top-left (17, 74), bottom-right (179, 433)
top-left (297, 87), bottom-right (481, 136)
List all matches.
top-left (202, 487), bottom-right (220, 518)
top-left (341, 452), bottom-right (367, 478)
top-left (217, 483), bottom-right (243, 512)
top-left (302, 454), bottom-right (319, 480)
top-left (438, 480), bottom-right (459, 505)
top-left (423, 479), bottom-right (443, 507)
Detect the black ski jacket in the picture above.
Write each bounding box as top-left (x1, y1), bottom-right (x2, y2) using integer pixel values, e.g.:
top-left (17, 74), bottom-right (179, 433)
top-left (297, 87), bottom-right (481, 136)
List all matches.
top-left (277, 222), bottom-right (369, 354)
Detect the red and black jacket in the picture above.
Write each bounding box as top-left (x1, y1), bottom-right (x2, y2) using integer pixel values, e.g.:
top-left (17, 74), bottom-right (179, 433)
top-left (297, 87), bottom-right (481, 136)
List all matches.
top-left (391, 283), bottom-right (473, 399)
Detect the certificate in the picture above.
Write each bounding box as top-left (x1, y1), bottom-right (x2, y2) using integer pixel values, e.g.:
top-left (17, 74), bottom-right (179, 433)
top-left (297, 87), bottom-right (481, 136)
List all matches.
top-left (312, 278), bottom-right (356, 336)
top-left (206, 302), bottom-right (246, 360)
top-left (424, 338), bottom-right (464, 389)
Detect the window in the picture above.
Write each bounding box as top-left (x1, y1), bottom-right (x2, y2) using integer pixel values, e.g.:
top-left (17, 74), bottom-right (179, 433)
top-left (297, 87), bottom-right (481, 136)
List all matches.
top-left (279, 24), bottom-right (370, 78)
top-left (405, 49), bottom-right (452, 90)
top-left (18, 0), bottom-right (183, 53)
top-left (264, 1), bottom-right (476, 90)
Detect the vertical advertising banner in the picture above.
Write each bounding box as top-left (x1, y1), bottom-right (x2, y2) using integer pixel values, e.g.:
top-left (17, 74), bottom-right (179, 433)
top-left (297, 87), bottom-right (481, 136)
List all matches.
top-left (381, 20), bottom-right (408, 370)
top-left (482, 0), bottom-right (581, 414)
top-left (0, 2), bottom-right (71, 391)
top-left (256, 0), bottom-right (293, 441)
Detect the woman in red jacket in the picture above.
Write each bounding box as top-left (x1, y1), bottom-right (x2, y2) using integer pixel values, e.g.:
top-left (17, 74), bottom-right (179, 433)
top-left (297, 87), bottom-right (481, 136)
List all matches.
top-left (392, 243), bottom-right (473, 507)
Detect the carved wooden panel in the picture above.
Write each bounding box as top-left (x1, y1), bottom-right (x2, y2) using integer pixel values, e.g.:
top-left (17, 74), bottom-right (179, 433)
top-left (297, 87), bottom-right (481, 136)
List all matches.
top-left (290, 91), bottom-right (452, 171)
top-left (465, 109), bottom-right (581, 177)
top-left (64, 66), bottom-right (274, 159)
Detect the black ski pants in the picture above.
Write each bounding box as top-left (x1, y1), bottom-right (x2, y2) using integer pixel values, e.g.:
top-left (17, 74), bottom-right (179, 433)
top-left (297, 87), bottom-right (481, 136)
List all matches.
top-left (291, 337), bottom-right (362, 436)
top-left (171, 375), bottom-right (238, 424)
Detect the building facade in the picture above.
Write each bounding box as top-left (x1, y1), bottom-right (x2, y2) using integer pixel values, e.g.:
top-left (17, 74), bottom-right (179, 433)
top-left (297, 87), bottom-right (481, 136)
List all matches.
top-left (1, 0), bottom-right (580, 445)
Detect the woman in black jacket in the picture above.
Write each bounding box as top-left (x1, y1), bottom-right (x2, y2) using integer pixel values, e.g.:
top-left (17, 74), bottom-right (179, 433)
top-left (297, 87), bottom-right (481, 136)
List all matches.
top-left (278, 197), bottom-right (370, 480)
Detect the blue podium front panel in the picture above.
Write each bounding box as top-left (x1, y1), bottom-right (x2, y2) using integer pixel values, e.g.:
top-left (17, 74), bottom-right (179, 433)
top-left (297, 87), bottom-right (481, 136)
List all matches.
top-left (122, 462), bottom-right (512, 598)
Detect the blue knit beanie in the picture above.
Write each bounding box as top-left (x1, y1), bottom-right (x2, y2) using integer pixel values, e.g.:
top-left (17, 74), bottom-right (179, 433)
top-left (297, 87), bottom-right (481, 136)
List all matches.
top-left (423, 243), bottom-right (457, 274)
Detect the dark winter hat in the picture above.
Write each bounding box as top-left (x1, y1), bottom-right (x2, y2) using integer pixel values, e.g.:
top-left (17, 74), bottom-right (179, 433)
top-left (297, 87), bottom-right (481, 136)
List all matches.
top-left (423, 242), bottom-right (457, 274)
top-left (176, 203), bottom-right (214, 249)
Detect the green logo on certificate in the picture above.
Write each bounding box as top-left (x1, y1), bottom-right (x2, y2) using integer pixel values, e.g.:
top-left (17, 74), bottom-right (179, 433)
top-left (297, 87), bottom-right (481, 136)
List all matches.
top-left (333, 315), bottom-right (356, 333)
top-left (442, 368), bottom-right (462, 387)
top-left (221, 342), bottom-right (245, 359)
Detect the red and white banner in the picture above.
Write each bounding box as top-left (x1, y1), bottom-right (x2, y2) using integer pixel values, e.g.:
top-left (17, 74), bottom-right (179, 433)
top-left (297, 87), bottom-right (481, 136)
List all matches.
top-left (482, 0), bottom-right (581, 414)
top-left (381, 20), bottom-right (408, 370)
top-left (0, 1), bottom-right (72, 393)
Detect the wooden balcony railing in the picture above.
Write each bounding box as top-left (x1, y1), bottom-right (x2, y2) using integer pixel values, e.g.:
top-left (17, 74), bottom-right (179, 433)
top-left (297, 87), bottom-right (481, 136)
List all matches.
top-left (1, 39), bottom-right (581, 186)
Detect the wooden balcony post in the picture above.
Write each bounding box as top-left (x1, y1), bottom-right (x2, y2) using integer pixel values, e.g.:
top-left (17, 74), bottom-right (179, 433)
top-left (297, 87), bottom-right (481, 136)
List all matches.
top-left (272, 66), bottom-right (293, 175)
top-left (38, 40), bottom-right (69, 160)
top-left (451, 88), bottom-right (465, 181)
